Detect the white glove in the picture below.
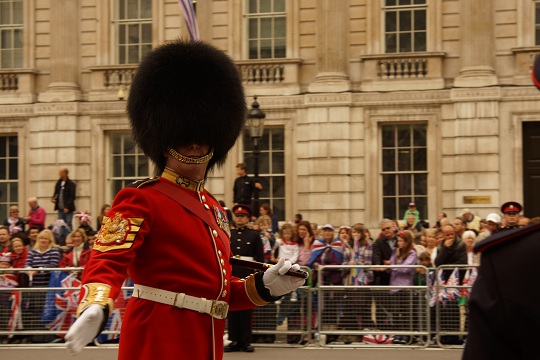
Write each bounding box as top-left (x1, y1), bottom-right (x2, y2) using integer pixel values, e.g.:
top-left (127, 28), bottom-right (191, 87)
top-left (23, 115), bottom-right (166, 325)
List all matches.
top-left (65, 304), bottom-right (104, 355)
top-left (263, 258), bottom-right (307, 297)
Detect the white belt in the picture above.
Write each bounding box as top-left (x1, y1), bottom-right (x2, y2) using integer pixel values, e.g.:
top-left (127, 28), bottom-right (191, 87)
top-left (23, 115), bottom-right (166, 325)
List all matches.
top-left (132, 284), bottom-right (228, 320)
top-left (233, 256), bottom-right (254, 261)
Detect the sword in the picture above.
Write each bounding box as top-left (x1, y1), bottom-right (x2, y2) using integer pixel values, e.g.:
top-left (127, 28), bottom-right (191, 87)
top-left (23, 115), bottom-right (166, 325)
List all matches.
top-left (229, 257), bottom-right (309, 279)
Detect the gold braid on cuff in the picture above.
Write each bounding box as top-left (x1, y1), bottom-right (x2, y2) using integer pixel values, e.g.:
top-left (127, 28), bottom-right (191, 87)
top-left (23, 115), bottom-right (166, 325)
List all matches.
top-left (167, 147), bottom-right (214, 165)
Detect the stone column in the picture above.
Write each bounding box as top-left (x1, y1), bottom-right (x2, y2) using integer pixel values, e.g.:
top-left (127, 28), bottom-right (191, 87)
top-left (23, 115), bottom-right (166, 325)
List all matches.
top-left (454, 0), bottom-right (498, 87)
top-left (308, 0), bottom-right (351, 93)
top-left (38, 0), bottom-right (82, 102)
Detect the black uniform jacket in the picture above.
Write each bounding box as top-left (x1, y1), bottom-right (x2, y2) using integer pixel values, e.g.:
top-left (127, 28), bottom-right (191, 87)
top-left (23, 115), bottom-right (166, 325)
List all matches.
top-left (229, 227), bottom-right (264, 278)
top-left (462, 222), bottom-right (540, 360)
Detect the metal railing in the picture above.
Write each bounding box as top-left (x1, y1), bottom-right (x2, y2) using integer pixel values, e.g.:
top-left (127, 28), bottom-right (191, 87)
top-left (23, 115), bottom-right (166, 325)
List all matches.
top-left (0, 264), bottom-right (477, 348)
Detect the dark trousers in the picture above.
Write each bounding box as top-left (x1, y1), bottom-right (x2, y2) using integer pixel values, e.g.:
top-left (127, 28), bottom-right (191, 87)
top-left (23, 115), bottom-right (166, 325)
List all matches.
top-left (227, 309), bottom-right (253, 344)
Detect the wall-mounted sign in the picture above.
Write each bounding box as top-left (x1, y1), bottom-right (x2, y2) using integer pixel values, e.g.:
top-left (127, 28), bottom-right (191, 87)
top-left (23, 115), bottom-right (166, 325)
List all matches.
top-left (463, 196), bottom-right (492, 204)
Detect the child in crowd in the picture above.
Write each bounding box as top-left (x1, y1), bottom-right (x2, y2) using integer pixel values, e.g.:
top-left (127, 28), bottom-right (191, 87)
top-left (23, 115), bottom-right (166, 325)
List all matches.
top-left (0, 253), bottom-right (18, 344)
top-left (272, 224), bottom-right (299, 302)
top-left (254, 215), bottom-right (274, 264)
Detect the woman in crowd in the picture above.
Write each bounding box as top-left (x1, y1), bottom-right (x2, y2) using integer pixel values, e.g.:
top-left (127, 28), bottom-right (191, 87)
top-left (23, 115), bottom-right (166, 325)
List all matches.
top-left (296, 221), bottom-right (314, 267)
top-left (259, 203), bottom-right (278, 235)
top-left (340, 224), bottom-right (375, 341)
top-left (423, 228), bottom-right (438, 266)
top-left (58, 228), bottom-right (92, 270)
top-left (3, 206), bottom-right (26, 235)
top-left (10, 237), bottom-right (28, 284)
top-left (389, 230), bottom-right (418, 344)
top-left (461, 230), bottom-right (477, 266)
top-left (95, 204), bottom-right (111, 230)
top-left (24, 229), bottom-right (61, 333)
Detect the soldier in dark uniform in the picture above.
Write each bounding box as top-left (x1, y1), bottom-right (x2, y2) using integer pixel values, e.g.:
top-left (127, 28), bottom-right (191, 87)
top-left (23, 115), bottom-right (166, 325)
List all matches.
top-left (499, 201), bottom-right (522, 231)
top-left (225, 205), bottom-right (264, 353)
top-left (463, 222), bottom-right (540, 359)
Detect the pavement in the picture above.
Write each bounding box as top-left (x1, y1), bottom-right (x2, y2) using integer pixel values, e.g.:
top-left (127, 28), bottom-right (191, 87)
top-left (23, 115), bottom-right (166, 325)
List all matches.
top-left (1, 345), bottom-right (463, 360)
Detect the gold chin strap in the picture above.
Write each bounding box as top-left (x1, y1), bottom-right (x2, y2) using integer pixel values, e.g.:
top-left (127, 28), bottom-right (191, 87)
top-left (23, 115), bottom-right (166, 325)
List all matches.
top-left (167, 146), bottom-right (214, 165)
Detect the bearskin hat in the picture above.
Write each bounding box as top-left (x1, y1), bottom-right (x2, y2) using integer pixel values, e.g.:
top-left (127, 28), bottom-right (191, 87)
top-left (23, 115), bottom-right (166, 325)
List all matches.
top-left (127, 39), bottom-right (246, 176)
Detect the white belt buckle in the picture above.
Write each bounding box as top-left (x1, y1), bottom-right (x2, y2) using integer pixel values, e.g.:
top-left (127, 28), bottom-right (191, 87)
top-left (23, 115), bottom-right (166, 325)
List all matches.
top-left (210, 300), bottom-right (229, 319)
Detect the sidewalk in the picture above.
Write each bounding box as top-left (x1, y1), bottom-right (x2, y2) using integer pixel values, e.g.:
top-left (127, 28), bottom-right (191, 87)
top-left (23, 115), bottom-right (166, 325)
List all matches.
top-left (1, 346), bottom-right (463, 360)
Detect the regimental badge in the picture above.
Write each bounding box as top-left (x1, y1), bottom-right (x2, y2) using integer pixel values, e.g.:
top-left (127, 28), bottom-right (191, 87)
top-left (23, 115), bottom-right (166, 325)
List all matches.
top-left (93, 212), bottom-right (144, 252)
top-left (213, 205), bottom-right (231, 237)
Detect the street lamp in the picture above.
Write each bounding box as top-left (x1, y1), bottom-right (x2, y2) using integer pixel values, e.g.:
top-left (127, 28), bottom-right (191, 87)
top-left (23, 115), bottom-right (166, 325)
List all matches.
top-left (247, 96), bottom-right (266, 218)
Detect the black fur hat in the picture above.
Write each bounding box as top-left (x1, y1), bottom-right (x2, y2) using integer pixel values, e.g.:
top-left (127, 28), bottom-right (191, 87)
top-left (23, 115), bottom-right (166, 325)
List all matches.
top-left (127, 39), bottom-right (246, 176)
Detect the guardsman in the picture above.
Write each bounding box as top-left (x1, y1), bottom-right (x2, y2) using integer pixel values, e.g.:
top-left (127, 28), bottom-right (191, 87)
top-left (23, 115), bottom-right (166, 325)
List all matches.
top-left (65, 40), bottom-right (305, 360)
top-left (463, 222), bottom-right (540, 359)
top-left (225, 205), bottom-right (264, 353)
top-left (499, 201), bottom-right (522, 231)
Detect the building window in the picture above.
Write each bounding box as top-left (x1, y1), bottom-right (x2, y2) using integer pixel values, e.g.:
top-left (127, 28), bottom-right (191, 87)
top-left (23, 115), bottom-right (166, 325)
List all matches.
top-left (0, 0), bottom-right (23, 68)
top-left (113, 0), bottom-right (152, 64)
top-left (381, 124), bottom-right (427, 221)
top-left (0, 135), bottom-right (17, 219)
top-left (109, 132), bottom-right (149, 198)
top-left (384, 0), bottom-right (427, 53)
top-left (242, 127), bottom-right (285, 220)
top-left (246, 0), bottom-right (286, 59)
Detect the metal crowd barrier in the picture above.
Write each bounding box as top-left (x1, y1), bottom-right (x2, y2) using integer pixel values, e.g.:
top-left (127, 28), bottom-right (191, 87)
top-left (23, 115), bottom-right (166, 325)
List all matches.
top-left (251, 266), bottom-right (313, 346)
top-left (315, 265), bottom-right (430, 348)
top-left (0, 264), bottom-right (477, 348)
top-left (434, 264), bottom-right (478, 348)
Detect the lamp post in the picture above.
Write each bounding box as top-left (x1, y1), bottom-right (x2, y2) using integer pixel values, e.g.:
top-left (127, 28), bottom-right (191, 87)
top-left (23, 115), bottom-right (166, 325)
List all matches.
top-left (247, 96), bottom-right (266, 218)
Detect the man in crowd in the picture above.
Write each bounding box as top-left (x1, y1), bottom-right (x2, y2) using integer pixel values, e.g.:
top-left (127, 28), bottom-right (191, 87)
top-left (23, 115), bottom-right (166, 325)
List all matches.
top-left (225, 205), bottom-right (264, 353)
top-left (25, 196), bottom-right (46, 230)
top-left (499, 201), bottom-right (522, 230)
top-left (51, 167), bottom-right (76, 230)
top-left (453, 216), bottom-right (467, 238)
top-left (372, 218), bottom-right (397, 329)
top-left (65, 40), bottom-right (304, 359)
top-left (233, 163), bottom-right (262, 209)
top-left (0, 226), bottom-right (11, 253)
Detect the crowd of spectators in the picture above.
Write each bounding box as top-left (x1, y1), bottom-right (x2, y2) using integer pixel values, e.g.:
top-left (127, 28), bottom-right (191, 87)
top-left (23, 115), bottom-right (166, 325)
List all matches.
top-left (1, 194), bottom-right (539, 346)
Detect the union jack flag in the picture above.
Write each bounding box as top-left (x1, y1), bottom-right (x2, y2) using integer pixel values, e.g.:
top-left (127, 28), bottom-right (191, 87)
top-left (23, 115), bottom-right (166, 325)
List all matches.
top-left (309, 238), bottom-right (343, 266)
top-left (97, 278), bottom-right (133, 343)
top-left (8, 290), bottom-right (22, 333)
top-left (43, 272), bottom-right (81, 336)
top-left (178, 0), bottom-right (200, 41)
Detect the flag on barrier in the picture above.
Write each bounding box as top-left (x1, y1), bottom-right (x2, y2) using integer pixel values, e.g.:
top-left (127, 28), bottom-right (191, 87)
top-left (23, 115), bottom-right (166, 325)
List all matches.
top-left (96, 278), bottom-right (133, 343)
top-left (42, 271), bottom-right (81, 335)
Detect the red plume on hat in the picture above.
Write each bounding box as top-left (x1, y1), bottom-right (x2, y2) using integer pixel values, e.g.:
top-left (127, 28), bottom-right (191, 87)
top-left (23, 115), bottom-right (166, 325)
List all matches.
top-left (127, 40), bottom-right (246, 177)
top-left (532, 54), bottom-right (540, 90)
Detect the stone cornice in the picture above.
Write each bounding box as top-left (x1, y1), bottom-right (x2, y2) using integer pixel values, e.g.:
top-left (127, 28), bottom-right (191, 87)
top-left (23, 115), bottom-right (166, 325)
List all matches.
top-left (450, 87), bottom-right (501, 101)
top-left (354, 90), bottom-right (450, 105)
top-left (0, 104), bottom-right (34, 116)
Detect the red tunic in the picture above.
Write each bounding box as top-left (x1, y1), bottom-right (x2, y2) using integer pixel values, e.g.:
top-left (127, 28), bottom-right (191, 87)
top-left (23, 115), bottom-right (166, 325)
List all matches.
top-left (78, 174), bottom-right (270, 360)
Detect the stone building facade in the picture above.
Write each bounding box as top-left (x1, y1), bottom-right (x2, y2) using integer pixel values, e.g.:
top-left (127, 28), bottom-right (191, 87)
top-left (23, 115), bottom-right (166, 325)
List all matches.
top-left (0, 0), bottom-right (538, 230)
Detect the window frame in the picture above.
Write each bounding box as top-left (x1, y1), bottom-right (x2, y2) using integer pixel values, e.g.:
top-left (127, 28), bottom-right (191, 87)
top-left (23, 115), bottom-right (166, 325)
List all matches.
top-left (366, 0), bottom-right (441, 55)
top-left (107, 131), bottom-right (151, 201)
top-left (382, 0), bottom-right (428, 54)
top-left (111, 0), bottom-right (153, 65)
top-left (0, 0), bottom-right (23, 69)
top-left (241, 126), bottom-right (286, 221)
top-left (244, 0), bottom-right (287, 59)
top-left (380, 123), bottom-right (428, 221)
